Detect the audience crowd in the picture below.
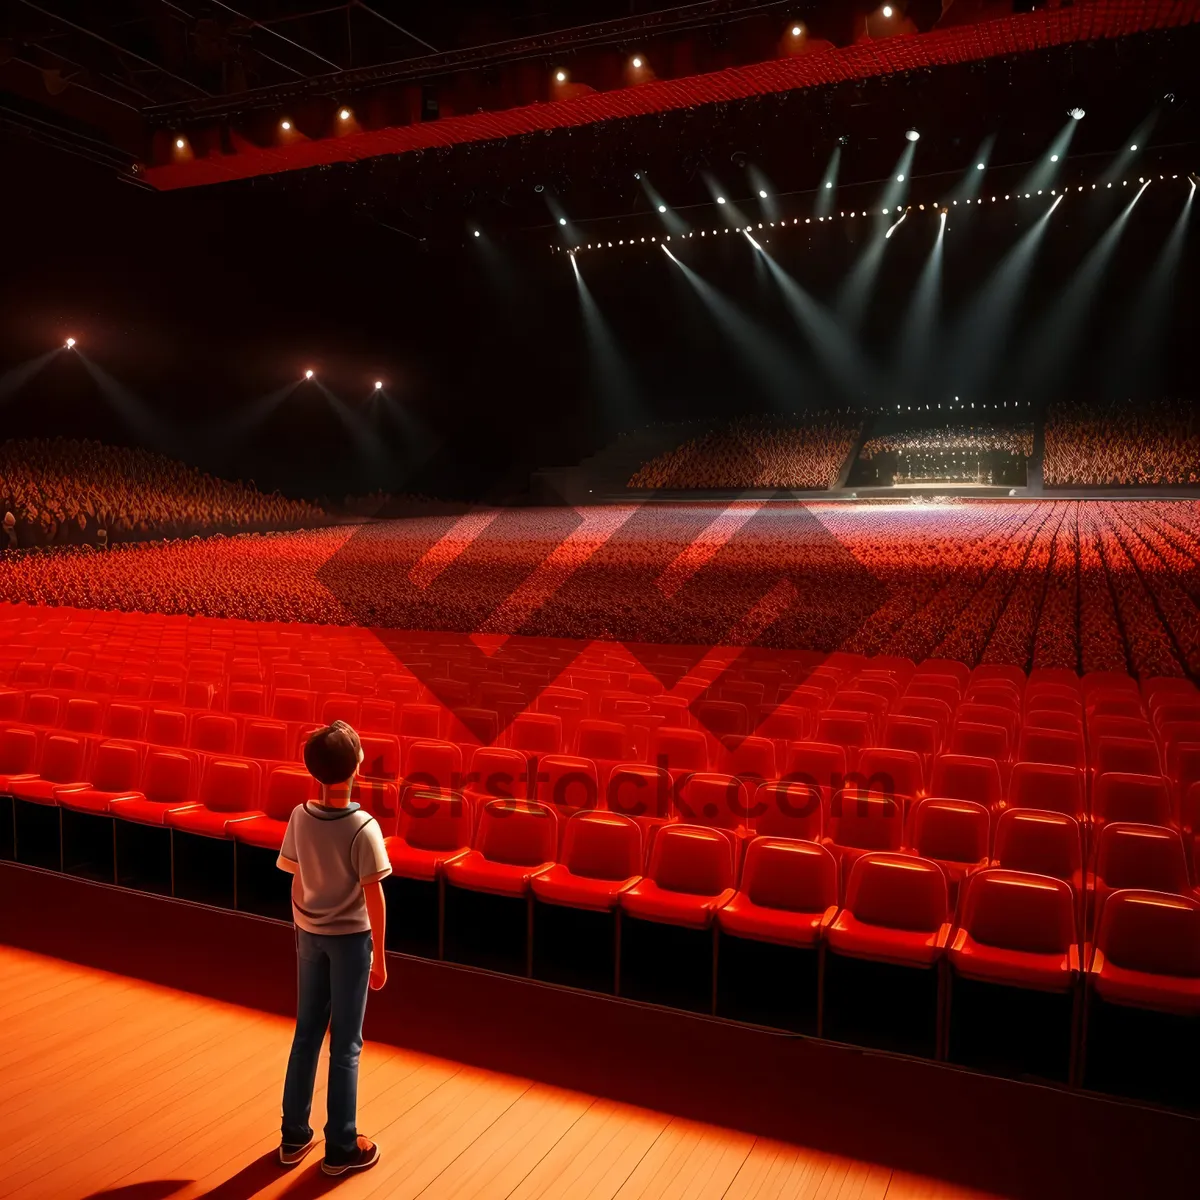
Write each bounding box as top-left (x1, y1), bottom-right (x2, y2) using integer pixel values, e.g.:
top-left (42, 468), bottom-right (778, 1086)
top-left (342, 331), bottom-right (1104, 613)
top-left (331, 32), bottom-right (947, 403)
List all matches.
top-left (0, 499), bottom-right (1196, 679)
top-left (860, 424), bottom-right (1034, 461)
top-left (1043, 398), bottom-right (1200, 486)
top-left (628, 416), bottom-right (861, 490)
top-left (0, 439), bottom-right (326, 546)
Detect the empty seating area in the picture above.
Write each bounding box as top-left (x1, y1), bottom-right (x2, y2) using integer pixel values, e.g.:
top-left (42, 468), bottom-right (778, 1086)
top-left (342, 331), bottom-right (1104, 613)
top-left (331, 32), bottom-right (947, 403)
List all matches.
top-left (627, 415), bottom-right (862, 489)
top-left (2, 603), bottom-right (1198, 1106)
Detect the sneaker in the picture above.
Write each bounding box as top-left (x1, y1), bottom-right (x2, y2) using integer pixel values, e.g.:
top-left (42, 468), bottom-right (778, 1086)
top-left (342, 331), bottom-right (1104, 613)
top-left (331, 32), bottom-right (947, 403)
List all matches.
top-left (278, 1137), bottom-right (316, 1167)
top-left (321, 1135), bottom-right (379, 1176)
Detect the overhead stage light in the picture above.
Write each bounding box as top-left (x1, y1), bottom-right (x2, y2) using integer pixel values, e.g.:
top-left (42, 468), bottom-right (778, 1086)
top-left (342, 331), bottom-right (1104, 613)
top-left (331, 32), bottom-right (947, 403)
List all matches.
top-left (281, 120), bottom-right (292, 131)
top-left (882, 5), bottom-right (894, 16)
top-left (374, 381), bottom-right (383, 390)
top-left (473, 230), bottom-right (480, 237)
top-left (304, 369), bottom-right (313, 380)
top-left (555, 71), bottom-right (566, 83)
top-left (896, 173), bottom-right (905, 182)
top-left (906, 129), bottom-right (920, 142)
top-left (558, 217), bottom-right (567, 225)
top-left (1130, 144), bottom-right (1139, 152)
top-left (977, 162), bottom-right (986, 170)
top-left (825, 181), bottom-right (833, 189)
top-left (65, 337), bottom-right (75, 349)
top-left (1070, 107), bottom-right (1085, 121)
top-left (175, 138), bottom-right (185, 150)
top-left (632, 56), bottom-right (643, 68)
top-left (759, 189), bottom-right (768, 198)
top-left (716, 196), bottom-right (726, 204)
top-left (1050, 154), bottom-right (1059, 163)
top-left (658, 204), bottom-right (667, 213)
top-left (339, 108), bottom-right (351, 121)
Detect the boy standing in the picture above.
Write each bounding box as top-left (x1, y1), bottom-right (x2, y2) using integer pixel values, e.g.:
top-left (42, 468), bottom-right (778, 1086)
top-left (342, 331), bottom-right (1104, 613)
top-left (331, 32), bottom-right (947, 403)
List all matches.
top-left (276, 720), bottom-right (391, 1175)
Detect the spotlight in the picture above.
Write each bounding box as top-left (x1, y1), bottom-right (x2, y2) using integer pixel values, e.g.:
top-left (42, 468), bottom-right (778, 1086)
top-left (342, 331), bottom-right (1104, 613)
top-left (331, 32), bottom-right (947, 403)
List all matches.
top-left (658, 204), bottom-right (667, 213)
top-left (374, 381), bottom-right (383, 390)
top-left (905, 129), bottom-right (920, 142)
top-left (1069, 107), bottom-right (1085, 121)
top-left (1130, 144), bottom-right (1139, 152)
top-left (473, 230), bottom-right (480, 237)
top-left (896, 173), bottom-right (905, 182)
top-left (558, 217), bottom-right (567, 225)
top-left (339, 108), bottom-right (351, 121)
top-left (1050, 154), bottom-right (1059, 163)
top-left (976, 162), bottom-right (986, 170)
top-left (825, 181), bottom-right (833, 189)
top-left (632, 56), bottom-right (643, 68)
top-left (304, 369), bottom-right (314, 379)
top-left (281, 120), bottom-right (292, 131)
top-left (175, 137), bottom-right (185, 150)
top-left (555, 70), bottom-right (566, 83)
top-left (759, 189), bottom-right (768, 198)
top-left (65, 337), bottom-right (75, 349)
top-left (882, 5), bottom-right (893, 16)
top-left (791, 24), bottom-right (803, 36)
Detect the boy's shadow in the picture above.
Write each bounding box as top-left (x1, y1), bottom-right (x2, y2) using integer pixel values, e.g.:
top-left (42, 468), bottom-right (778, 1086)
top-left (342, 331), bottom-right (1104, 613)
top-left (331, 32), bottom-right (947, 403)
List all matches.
top-left (83, 1185), bottom-right (191, 1200)
top-left (192, 1150), bottom-right (346, 1199)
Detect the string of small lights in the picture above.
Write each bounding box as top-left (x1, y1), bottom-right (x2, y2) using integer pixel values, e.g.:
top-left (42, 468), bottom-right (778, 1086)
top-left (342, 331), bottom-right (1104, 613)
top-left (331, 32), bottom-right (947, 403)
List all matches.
top-left (547, 172), bottom-right (1193, 255)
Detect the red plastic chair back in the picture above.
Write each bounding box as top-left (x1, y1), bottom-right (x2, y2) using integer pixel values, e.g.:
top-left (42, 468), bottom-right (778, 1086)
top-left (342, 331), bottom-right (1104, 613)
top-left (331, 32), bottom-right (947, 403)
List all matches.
top-left (92, 741), bottom-right (142, 793)
top-left (1095, 823), bottom-right (1190, 895)
top-left (199, 758), bottom-right (261, 813)
top-left (908, 797), bottom-right (989, 867)
top-left (785, 741), bottom-right (847, 794)
top-left (1097, 891), bottom-right (1200, 979)
top-left (38, 734), bottom-right (86, 783)
top-left (63, 698), bottom-right (103, 734)
top-left (398, 790), bottom-right (472, 852)
top-left (606, 763), bottom-right (671, 820)
top-left (147, 708), bottom-right (188, 748)
top-left (844, 853), bottom-right (948, 931)
top-left (1093, 772), bottom-right (1173, 827)
top-left (192, 713), bottom-right (238, 754)
top-left (1008, 762), bottom-right (1085, 819)
top-left (576, 719), bottom-right (628, 762)
top-left (242, 720), bottom-right (289, 761)
top-left (509, 713), bottom-right (563, 755)
top-left (1092, 737), bottom-right (1160, 779)
top-left (536, 755), bottom-right (600, 818)
top-left (399, 704), bottom-right (442, 739)
top-left (742, 837), bottom-right (837, 913)
top-left (141, 750), bottom-right (195, 806)
top-left (929, 753), bottom-right (1003, 811)
top-left (651, 726), bottom-right (708, 775)
top-left (264, 766), bottom-right (316, 820)
top-left (401, 739), bottom-right (459, 791)
top-left (992, 809), bottom-right (1082, 884)
top-left (960, 869), bottom-right (1075, 954)
top-left (754, 780), bottom-right (824, 841)
top-left (650, 825), bottom-right (734, 896)
top-left (476, 800), bottom-right (557, 866)
top-left (561, 812), bottom-right (642, 881)
top-left (1017, 727), bottom-right (1084, 770)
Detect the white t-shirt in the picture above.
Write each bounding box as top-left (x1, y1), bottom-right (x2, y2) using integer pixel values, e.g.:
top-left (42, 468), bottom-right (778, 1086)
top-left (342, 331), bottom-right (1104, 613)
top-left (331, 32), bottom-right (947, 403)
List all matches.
top-left (278, 801), bottom-right (391, 935)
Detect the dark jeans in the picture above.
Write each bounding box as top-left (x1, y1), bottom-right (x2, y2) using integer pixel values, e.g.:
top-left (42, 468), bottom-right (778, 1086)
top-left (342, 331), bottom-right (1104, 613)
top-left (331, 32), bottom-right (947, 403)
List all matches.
top-left (281, 928), bottom-right (372, 1155)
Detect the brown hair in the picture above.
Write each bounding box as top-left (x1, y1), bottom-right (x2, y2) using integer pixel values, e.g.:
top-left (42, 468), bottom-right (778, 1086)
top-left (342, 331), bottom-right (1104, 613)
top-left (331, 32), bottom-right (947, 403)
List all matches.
top-left (303, 720), bottom-right (362, 786)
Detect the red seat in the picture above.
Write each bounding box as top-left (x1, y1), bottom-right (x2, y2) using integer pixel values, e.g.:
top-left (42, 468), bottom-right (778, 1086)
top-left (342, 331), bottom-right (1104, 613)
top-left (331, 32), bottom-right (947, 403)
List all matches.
top-left (992, 804), bottom-right (1081, 884)
top-left (950, 721), bottom-right (1010, 764)
top-left (58, 741), bottom-right (144, 814)
top-left (854, 747), bottom-right (925, 806)
top-left (270, 688), bottom-right (315, 723)
top-left (24, 692), bottom-right (60, 727)
top-left (718, 838), bottom-right (839, 948)
top-left (320, 695), bottom-right (361, 727)
top-left (191, 713), bottom-right (238, 754)
top-left (716, 735), bottom-right (776, 782)
top-left (226, 684), bottom-right (265, 716)
top-left (905, 798), bottom-right (990, 885)
top-left (464, 746), bottom-right (527, 803)
top-left (815, 711), bottom-right (874, 765)
top-left (233, 765), bottom-right (316, 850)
top-left (754, 704), bottom-right (810, 746)
top-left (147, 708), bottom-right (188, 748)
top-left (149, 677), bottom-right (185, 705)
top-left (1088, 891), bottom-right (1200, 1016)
top-left (1088, 715), bottom-right (1153, 745)
top-left (532, 812), bottom-right (643, 911)
top-left (401, 738), bottom-right (459, 792)
top-left (1092, 773), bottom-right (1174, 831)
top-left (575, 719), bottom-right (629, 763)
top-left (784, 741), bottom-right (847, 796)
top-left (753, 780), bottom-right (824, 841)
top-left (1007, 762), bottom-right (1085, 819)
top-left (443, 799), bottom-right (558, 897)
top-left (929, 753), bottom-right (1003, 812)
top-left (110, 750), bottom-right (199, 826)
top-left (1017, 727), bottom-right (1085, 771)
top-left (651, 726), bottom-right (709, 778)
top-left (883, 714), bottom-right (941, 761)
top-left (509, 712), bottom-right (563, 756)
top-left (1024, 710), bottom-right (1084, 736)
top-left (1090, 823), bottom-right (1191, 917)
top-left (0, 689), bottom-right (23, 721)
top-left (826, 853), bottom-right (951, 967)
top-left (675, 771), bottom-right (748, 832)
top-left (831, 691), bottom-right (887, 736)
top-left (9, 734), bottom-right (90, 804)
top-left (692, 700), bottom-right (748, 740)
top-left (399, 703), bottom-right (442, 740)
top-left (1091, 736), bottom-right (1161, 779)
top-left (620, 825), bottom-right (736, 929)
top-left (535, 755), bottom-right (600, 820)
top-left (384, 789), bottom-right (473, 881)
top-left (605, 763), bottom-right (671, 821)
top-left (358, 698), bottom-right (397, 734)
top-left (905, 679), bottom-right (961, 712)
top-left (949, 870), bottom-right (1079, 991)
top-left (918, 661), bottom-right (970, 691)
top-left (827, 791), bottom-right (904, 874)
top-left (167, 757), bottom-right (263, 837)
top-left (241, 719), bottom-right (289, 761)
top-left (62, 698), bottom-right (104, 735)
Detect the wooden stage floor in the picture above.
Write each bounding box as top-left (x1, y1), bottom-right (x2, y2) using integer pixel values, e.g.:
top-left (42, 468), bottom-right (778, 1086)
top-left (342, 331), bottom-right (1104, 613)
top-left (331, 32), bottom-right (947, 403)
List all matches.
top-left (1, 945), bottom-right (993, 1200)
